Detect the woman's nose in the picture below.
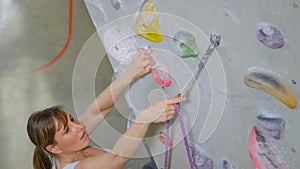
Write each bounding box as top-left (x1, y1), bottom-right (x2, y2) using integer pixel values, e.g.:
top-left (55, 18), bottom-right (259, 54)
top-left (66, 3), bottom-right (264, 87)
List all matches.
top-left (79, 121), bottom-right (85, 129)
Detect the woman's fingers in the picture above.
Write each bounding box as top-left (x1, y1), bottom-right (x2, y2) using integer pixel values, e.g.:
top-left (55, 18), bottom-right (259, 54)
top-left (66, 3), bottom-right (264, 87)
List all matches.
top-left (127, 49), bottom-right (156, 80)
top-left (164, 104), bottom-right (175, 113)
top-left (155, 96), bottom-right (185, 122)
top-left (141, 59), bottom-right (153, 70)
top-left (160, 110), bottom-right (175, 122)
top-left (136, 94), bottom-right (185, 123)
top-left (164, 109), bottom-right (176, 117)
top-left (165, 96), bottom-right (185, 105)
top-left (136, 48), bottom-right (151, 55)
top-left (139, 53), bottom-right (155, 69)
top-left (153, 103), bottom-right (177, 122)
top-left (166, 114), bottom-right (175, 121)
top-left (134, 49), bottom-right (155, 70)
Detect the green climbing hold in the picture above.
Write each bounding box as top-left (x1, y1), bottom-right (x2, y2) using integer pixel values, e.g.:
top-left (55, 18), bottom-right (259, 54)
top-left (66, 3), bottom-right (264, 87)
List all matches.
top-left (172, 30), bottom-right (199, 58)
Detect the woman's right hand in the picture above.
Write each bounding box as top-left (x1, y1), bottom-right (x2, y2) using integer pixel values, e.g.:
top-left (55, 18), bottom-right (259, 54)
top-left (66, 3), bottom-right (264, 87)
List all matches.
top-left (135, 96), bottom-right (185, 124)
top-left (123, 49), bottom-right (155, 82)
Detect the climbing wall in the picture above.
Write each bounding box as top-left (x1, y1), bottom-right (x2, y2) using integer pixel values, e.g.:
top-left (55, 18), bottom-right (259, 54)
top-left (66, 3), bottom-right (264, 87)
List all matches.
top-left (83, 0), bottom-right (300, 168)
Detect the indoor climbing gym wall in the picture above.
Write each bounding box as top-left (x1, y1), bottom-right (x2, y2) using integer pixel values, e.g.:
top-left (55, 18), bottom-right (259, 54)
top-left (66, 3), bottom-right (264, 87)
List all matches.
top-left (83, 0), bottom-right (300, 168)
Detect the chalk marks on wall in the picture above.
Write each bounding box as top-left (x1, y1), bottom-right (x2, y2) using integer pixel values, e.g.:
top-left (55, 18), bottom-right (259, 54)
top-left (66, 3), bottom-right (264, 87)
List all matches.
top-left (103, 27), bottom-right (136, 65)
top-left (89, 0), bottom-right (109, 22)
top-left (102, 26), bottom-right (172, 87)
top-left (223, 3), bottom-right (240, 24)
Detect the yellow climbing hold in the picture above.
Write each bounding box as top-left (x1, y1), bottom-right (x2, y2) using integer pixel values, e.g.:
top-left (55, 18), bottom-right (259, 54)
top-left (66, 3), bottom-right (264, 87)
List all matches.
top-left (133, 0), bottom-right (163, 42)
top-left (244, 71), bottom-right (297, 109)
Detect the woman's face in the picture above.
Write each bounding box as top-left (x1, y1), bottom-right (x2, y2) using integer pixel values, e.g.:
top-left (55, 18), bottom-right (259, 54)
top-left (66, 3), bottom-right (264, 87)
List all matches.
top-left (53, 113), bottom-right (90, 154)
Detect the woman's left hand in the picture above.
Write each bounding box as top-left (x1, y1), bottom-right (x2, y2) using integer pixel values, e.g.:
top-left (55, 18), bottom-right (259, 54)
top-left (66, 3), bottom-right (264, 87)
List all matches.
top-left (124, 49), bottom-right (155, 81)
top-left (135, 96), bottom-right (185, 124)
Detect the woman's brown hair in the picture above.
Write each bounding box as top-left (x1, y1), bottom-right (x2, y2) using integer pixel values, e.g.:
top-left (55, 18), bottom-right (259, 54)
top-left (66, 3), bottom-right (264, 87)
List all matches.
top-left (27, 106), bottom-right (69, 169)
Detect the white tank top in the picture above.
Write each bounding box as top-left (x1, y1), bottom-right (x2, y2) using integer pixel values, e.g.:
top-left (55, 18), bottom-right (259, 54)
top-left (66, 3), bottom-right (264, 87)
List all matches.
top-left (52, 158), bottom-right (79, 169)
top-left (51, 146), bottom-right (109, 169)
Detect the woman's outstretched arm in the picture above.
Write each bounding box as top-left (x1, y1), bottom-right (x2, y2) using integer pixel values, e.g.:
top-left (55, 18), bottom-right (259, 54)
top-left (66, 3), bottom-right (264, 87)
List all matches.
top-left (79, 49), bottom-right (154, 134)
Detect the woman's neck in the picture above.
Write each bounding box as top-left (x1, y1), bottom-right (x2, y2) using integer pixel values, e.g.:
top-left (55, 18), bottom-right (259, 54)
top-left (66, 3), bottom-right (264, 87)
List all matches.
top-left (54, 150), bottom-right (86, 168)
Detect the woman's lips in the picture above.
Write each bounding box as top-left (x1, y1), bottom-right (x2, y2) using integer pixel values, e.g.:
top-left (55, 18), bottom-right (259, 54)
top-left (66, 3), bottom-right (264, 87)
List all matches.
top-left (80, 131), bottom-right (87, 140)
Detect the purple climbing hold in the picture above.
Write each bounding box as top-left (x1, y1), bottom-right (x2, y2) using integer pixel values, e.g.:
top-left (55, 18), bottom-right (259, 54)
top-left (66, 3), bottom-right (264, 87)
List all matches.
top-left (189, 142), bottom-right (213, 169)
top-left (199, 158), bottom-right (213, 169)
top-left (256, 23), bottom-right (284, 49)
top-left (256, 113), bottom-right (285, 140)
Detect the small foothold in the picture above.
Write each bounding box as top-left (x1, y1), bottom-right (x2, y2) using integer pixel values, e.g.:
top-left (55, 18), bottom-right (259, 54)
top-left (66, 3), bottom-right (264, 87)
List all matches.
top-left (291, 148), bottom-right (296, 153)
top-left (256, 23), bottom-right (284, 49)
top-left (220, 158), bottom-right (236, 169)
top-left (292, 79), bottom-right (296, 85)
top-left (111, 0), bottom-right (121, 10)
top-left (172, 30), bottom-right (199, 58)
top-left (293, 3), bottom-right (298, 8)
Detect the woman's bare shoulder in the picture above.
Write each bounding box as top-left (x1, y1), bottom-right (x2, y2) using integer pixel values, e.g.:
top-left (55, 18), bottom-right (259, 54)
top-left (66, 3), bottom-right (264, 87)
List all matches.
top-left (75, 146), bottom-right (114, 169)
top-left (76, 148), bottom-right (122, 169)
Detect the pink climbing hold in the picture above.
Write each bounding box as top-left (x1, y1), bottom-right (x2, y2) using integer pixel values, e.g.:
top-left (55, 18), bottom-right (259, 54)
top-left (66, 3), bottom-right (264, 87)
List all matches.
top-left (159, 131), bottom-right (173, 146)
top-left (150, 50), bottom-right (172, 87)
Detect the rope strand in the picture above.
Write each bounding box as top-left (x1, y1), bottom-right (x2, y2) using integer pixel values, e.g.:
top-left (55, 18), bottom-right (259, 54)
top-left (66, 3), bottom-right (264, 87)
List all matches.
top-left (33, 0), bottom-right (73, 72)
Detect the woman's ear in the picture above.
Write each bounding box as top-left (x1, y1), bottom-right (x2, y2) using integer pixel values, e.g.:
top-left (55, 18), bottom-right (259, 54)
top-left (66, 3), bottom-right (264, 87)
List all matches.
top-left (45, 144), bottom-right (62, 154)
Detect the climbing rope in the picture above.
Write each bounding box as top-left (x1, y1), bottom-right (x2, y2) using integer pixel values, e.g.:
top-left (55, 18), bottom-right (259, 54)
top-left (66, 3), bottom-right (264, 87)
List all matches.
top-left (163, 120), bottom-right (170, 169)
top-left (33, 0), bottom-right (73, 72)
top-left (163, 103), bottom-right (194, 169)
